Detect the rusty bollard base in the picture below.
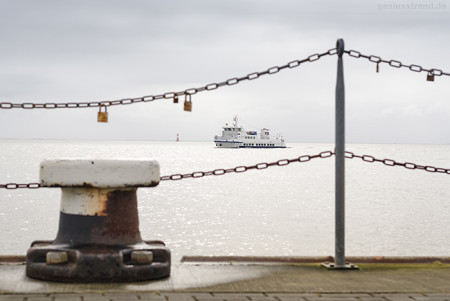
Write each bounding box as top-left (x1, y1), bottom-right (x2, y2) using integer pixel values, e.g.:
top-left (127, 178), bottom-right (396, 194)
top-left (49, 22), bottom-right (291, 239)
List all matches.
top-left (26, 241), bottom-right (171, 283)
top-left (26, 159), bottom-right (170, 282)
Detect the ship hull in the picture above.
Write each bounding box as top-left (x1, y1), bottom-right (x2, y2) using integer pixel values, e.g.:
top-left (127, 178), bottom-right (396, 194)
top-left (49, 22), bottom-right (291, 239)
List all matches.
top-left (214, 140), bottom-right (286, 149)
top-left (239, 145), bottom-right (286, 148)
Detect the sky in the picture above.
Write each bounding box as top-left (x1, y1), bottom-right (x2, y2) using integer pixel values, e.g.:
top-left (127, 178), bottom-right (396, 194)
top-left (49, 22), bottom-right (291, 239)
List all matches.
top-left (0, 0), bottom-right (449, 144)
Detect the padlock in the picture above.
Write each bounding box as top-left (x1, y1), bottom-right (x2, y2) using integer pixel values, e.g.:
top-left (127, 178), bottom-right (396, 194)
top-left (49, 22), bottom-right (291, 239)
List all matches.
top-left (98, 105), bottom-right (108, 122)
top-left (427, 71), bottom-right (434, 82)
top-left (173, 95), bottom-right (179, 104)
top-left (376, 62), bottom-right (380, 73)
top-left (184, 94), bottom-right (192, 112)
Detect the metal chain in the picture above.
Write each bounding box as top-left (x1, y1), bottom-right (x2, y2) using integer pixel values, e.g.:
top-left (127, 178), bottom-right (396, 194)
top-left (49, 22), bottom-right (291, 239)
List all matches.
top-left (345, 151), bottom-right (450, 174)
top-left (2, 48), bottom-right (449, 110)
top-left (0, 151), bottom-right (334, 188)
top-left (160, 150), bottom-right (334, 181)
top-left (2, 150), bottom-right (448, 189)
top-left (344, 49), bottom-right (450, 78)
top-left (0, 49), bottom-right (337, 110)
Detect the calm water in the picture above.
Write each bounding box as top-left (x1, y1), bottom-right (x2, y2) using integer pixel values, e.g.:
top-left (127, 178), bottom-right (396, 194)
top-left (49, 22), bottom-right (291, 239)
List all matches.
top-left (0, 140), bottom-right (449, 261)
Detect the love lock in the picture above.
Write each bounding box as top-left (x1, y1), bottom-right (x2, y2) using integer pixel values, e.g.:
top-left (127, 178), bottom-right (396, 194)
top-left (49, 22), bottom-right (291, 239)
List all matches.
top-left (26, 159), bottom-right (171, 283)
top-left (97, 105), bottom-right (108, 122)
top-left (183, 94), bottom-right (192, 112)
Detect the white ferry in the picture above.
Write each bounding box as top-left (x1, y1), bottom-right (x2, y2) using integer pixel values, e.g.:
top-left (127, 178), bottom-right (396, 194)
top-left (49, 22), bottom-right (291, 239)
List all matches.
top-left (214, 117), bottom-right (286, 148)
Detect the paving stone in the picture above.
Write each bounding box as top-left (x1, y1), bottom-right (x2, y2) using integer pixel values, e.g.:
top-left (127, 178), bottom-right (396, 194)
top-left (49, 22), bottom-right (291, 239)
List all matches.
top-left (0, 295), bottom-right (28, 301)
top-left (23, 295), bottom-right (52, 301)
top-left (50, 294), bottom-right (83, 301)
top-left (81, 293), bottom-right (109, 301)
top-left (139, 292), bottom-right (167, 301)
top-left (305, 295), bottom-right (359, 301)
top-left (271, 295), bottom-right (309, 301)
top-left (422, 294), bottom-right (450, 299)
top-left (413, 294), bottom-right (450, 301)
top-left (267, 293), bottom-right (319, 300)
top-left (163, 292), bottom-right (197, 301)
top-left (212, 293), bottom-right (266, 299)
top-left (375, 293), bottom-right (424, 301)
top-left (414, 297), bottom-right (450, 301)
top-left (103, 292), bottom-right (141, 300)
top-left (195, 293), bottom-right (259, 301)
top-left (318, 293), bottom-right (373, 298)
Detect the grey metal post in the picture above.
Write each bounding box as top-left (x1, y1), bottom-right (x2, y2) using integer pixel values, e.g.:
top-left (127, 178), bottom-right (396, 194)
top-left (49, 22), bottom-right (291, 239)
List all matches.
top-left (335, 38), bottom-right (346, 268)
top-left (322, 38), bottom-right (358, 270)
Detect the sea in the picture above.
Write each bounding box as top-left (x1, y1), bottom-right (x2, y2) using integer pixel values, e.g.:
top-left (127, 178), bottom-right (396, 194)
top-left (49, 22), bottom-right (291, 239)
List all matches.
top-left (0, 140), bottom-right (449, 262)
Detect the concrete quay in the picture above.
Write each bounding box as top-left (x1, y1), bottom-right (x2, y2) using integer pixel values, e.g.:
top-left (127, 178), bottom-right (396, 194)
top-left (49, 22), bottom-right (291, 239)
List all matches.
top-left (0, 256), bottom-right (449, 301)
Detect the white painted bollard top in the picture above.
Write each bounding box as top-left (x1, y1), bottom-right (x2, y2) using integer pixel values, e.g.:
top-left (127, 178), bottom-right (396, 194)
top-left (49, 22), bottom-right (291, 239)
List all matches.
top-left (40, 159), bottom-right (160, 188)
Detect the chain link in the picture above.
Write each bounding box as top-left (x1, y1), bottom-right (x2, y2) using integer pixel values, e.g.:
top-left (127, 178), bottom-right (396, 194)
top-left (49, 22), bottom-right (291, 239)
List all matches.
top-left (0, 183), bottom-right (41, 189)
top-left (1, 150), bottom-right (448, 189)
top-left (344, 49), bottom-right (450, 77)
top-left (0, 49), bottom-right (337, 110)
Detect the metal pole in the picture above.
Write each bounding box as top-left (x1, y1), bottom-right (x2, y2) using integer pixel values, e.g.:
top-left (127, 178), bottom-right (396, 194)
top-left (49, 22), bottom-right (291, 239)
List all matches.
top-left (322, 38), bottom-right (357, 270)
top-left (335, 38), bottom-right (346, 268)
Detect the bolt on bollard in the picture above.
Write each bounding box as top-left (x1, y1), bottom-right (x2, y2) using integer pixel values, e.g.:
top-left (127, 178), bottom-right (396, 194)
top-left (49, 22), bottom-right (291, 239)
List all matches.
top-left (26, 159), bottom-right (171, 282)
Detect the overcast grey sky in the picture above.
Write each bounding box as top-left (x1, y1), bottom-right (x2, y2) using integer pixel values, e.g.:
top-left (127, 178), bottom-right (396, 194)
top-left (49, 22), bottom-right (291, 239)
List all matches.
top-left (0, 0), bottom-right (449, 144)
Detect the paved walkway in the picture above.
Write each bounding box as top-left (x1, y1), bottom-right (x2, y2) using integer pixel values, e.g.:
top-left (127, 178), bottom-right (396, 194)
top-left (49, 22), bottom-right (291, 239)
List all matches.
top-left (1, 257), bottom-right (449, 301)
top-left (1, 292), bottom-right (450, 300)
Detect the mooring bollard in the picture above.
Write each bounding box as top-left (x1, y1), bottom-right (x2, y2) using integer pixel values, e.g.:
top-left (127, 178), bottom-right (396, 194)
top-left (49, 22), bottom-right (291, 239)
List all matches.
top-left (26, 159), bottom-right (171, 283)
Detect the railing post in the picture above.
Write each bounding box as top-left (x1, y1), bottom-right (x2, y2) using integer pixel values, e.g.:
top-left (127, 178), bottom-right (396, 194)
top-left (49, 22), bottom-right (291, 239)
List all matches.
top-left (322, 38), bottom-right (358, 270)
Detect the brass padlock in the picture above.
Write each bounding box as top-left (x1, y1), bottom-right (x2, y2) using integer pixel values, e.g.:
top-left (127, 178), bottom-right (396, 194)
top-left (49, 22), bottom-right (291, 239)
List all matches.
top-left (97, 105), bottom-right (108, 122)
top-left (184, 94), bottom-right (192, 112)
top-left (427, 71), bottom-right (434, 82)
top-left (173, 95), bottom-right (179, 104)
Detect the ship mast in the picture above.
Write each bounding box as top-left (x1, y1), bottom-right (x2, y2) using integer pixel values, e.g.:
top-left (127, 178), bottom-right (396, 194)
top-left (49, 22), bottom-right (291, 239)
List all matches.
top-left (233, 116), bottom-right (238, 127)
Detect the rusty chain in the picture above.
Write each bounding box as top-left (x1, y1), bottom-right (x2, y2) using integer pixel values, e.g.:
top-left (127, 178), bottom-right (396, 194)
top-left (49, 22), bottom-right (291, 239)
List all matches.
top-left (0, 49), bottom-right (337, 110)
top-left (1, 150), bottom-right (448, 189)
top-left (2, 48), bottom-right (449, 110)
top-left (160, 150), bottom-right (334, 181)
top-left (344, 49), bottom-right (450, 78)
top-left (345, 151), bottom-right (450, 174)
